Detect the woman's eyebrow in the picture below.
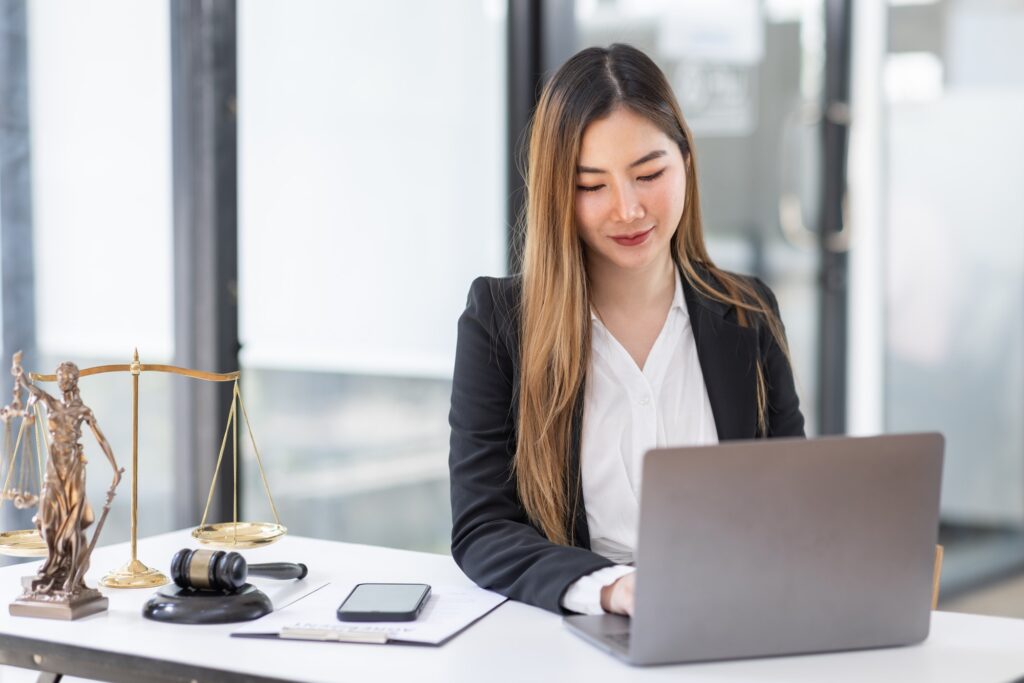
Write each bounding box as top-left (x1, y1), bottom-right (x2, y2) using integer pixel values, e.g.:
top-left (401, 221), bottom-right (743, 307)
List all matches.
top-left (576, 149), bottom-right (667, 174)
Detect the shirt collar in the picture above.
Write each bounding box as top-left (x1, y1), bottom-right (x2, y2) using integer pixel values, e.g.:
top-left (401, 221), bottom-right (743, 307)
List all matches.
top-left (589, 266), bottom-right (687, 322)
top-left (670, 266), bottom-right (686, 314)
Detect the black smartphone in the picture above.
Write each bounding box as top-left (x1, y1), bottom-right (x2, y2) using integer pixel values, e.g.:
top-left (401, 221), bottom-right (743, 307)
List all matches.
top-left (337, 583), bottom-right (432, 622)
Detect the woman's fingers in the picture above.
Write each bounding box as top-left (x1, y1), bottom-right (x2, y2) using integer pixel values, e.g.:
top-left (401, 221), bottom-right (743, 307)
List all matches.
top-left (602, 572), bottom-right (636, 616)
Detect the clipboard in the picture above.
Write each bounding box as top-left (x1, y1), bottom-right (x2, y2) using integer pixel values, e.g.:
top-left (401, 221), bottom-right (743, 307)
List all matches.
top-left (232, 582), bottom-right (507, 646)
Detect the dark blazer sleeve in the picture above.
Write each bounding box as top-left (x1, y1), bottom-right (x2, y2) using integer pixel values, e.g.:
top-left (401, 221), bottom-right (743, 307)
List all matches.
top-left (752, 277), bottom-right (806, 438)
top-left (448, 277), bottom-right (614, 614)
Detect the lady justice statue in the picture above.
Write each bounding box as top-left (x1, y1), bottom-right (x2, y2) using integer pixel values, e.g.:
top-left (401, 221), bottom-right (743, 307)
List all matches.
top-left (5, 352), bottom-right (124, 619)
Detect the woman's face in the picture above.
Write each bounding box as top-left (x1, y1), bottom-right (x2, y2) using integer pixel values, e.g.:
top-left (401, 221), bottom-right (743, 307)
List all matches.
top-left (574, 106), bottom-right (687, 274)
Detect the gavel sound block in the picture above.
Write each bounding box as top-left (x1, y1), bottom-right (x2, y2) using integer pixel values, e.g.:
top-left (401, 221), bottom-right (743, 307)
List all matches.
top-left (142, 548), bottom-right (309, 625)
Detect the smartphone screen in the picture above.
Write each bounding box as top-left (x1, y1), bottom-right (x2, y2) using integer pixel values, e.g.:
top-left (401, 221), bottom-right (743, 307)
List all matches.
top-left (337, 583), bottom-right (431, 622)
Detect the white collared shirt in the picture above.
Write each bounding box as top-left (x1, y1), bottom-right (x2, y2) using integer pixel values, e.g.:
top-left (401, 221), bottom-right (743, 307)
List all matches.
top-left (561, 268), bottom-right (719, 614)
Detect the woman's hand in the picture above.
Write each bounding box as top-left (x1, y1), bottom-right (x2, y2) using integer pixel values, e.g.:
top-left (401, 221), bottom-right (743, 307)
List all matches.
top-left (600, 572), bottom-right (636, 616)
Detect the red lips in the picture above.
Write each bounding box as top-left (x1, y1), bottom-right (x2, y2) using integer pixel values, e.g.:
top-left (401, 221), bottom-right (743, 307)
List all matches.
top-left (611, 226), bottom-right (654, 247)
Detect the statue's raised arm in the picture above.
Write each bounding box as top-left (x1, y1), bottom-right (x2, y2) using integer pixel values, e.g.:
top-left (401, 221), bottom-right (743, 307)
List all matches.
top-left (9, 351), bottom-right (57, 417)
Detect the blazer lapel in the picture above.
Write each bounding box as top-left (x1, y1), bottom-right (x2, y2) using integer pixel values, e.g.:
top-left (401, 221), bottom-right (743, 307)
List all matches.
top-left (682, 265), bottom-right (760, 441)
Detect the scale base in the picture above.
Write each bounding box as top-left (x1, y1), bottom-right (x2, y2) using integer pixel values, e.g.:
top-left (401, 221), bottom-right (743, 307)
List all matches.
top-left (142, 583), bottom-right (272, 624)
top-left (0, 529), bottom-right (47, 557)
top-left (101, 558), bottom-right (169, 589)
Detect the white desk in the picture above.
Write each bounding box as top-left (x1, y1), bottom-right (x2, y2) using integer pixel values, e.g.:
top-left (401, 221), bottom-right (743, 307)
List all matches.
top-left (1, 529), bottom-right (1023, 683)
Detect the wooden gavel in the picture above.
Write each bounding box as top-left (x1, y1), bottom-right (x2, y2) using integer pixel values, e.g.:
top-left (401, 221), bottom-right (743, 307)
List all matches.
top-left (170, 548), bottom-right (308, 592)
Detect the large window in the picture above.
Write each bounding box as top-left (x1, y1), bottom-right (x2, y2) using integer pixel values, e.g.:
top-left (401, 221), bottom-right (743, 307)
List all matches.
top-left (14, 0), bottom-right (176, 550)
top-left (879, 0), bottom-right (1024, 591)
top-left (236, 0), bottom-right (507, 552)
top-left (2, 0), bottom-right (1014, 607)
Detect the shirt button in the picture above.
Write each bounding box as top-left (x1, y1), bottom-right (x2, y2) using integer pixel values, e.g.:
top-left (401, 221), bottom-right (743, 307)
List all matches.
top-left (638, 395), bottom-right (651, 406)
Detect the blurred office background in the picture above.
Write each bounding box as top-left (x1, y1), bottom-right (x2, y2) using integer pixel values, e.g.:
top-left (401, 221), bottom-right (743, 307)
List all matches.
top-left (0, 0), bottom-right (1021, 622)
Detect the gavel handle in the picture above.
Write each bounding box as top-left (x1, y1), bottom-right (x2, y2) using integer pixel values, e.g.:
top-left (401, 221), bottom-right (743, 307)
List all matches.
top-left (248, 562), bottom-right (309, 581)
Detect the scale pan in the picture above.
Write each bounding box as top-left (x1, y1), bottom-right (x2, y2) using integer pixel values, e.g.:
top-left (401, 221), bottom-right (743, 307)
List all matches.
top-left (0, 529), bottom-right (46, 557)
top-left (191, 522), bottom-right (286, 548)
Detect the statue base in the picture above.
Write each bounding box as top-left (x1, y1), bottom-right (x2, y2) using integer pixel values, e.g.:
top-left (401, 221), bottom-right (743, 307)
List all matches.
top-left (9, 587), bottom-right (109, 620)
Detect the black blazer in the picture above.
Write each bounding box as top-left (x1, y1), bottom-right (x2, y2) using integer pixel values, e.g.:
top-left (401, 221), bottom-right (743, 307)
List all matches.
top-left (448, 264), bottom-right (805, 614)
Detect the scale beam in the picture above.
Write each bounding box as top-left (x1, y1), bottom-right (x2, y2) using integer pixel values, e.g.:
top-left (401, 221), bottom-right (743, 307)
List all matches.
top-left (32, 364), bottom-right (239, 383)
top-left (20, 349), bottom-right (283, 588)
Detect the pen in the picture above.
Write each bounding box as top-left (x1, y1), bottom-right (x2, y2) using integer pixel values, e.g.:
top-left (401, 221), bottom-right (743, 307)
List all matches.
top-left (280, 626), bottom-right (389, 644)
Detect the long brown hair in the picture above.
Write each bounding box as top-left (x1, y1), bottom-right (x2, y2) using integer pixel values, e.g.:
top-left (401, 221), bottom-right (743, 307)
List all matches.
top-left (513, 44), bottom-right (793, 546)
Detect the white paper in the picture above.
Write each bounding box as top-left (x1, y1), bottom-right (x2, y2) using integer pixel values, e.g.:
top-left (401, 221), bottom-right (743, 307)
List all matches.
top-left (233, 582), bottom-right (506, 646)
top-left (251, 571), bottom-right (331, 612)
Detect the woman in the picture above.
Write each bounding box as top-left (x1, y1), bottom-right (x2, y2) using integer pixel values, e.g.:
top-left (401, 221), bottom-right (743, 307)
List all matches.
top-left (449, 44), bottom-right (804, 617)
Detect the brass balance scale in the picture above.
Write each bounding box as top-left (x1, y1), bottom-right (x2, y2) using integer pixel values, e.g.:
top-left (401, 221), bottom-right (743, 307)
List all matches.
top-left (0, 350), bottom-right (284, 589)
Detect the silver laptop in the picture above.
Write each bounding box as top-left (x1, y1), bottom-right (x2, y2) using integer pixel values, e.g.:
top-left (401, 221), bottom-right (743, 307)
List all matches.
top-left (564, 433), bottom-right (944, 666)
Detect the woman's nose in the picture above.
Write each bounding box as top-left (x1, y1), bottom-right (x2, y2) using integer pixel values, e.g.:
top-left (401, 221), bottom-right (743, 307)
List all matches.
top-left (612, 182), bottom-right (645, 223)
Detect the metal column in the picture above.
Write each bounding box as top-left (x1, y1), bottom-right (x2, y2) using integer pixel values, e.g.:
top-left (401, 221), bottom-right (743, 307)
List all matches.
top-left (170, 0), bottom-right (239, 528)
top-left (0, 0), bottom-right (37, 536)
top-left (817, 0), bottom-right (853, 435)
top-left (506, 0), bottom-right (574, 274)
